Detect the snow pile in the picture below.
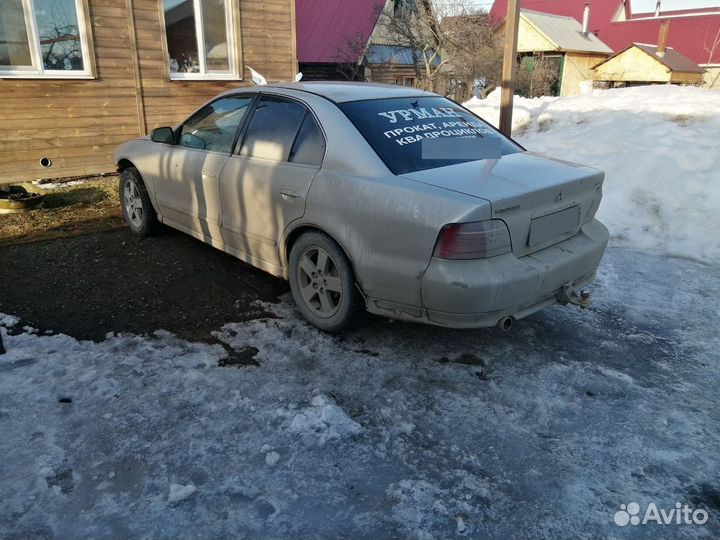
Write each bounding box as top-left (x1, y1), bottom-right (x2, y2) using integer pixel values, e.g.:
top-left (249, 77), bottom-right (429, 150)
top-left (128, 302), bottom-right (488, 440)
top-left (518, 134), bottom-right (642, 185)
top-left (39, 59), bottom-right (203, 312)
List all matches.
top-left (168, 483), bottom-right (197, 503)
top-left (264, 451), bottom-right (280, 466)
top-left (1, 313), bottom-right (19, 328)
top-left (286, 393), bottom-right (362, 445)
top-left (465, 85), bottom-right (720, 265)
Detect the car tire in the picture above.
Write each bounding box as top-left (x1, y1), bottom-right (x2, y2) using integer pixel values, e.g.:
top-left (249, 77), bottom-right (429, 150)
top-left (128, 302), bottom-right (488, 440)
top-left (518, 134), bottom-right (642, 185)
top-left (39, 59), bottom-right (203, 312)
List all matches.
top-left (289, 231), bottom-right (366, 333)
top-left (119, 167), bottom-right (158, 238)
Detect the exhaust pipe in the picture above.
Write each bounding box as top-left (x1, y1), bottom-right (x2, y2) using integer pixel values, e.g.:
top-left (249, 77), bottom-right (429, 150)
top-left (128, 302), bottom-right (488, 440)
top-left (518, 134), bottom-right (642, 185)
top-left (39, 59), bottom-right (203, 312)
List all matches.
top-left (497, 316), bottom-right (514, 332)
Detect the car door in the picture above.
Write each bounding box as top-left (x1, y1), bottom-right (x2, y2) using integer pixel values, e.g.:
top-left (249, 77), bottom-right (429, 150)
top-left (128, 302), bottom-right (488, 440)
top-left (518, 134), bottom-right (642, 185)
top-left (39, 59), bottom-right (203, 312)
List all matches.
top-left (219, 95), bottom-right (326, 269)
top-left (154, 95), bottom-right (255, 240)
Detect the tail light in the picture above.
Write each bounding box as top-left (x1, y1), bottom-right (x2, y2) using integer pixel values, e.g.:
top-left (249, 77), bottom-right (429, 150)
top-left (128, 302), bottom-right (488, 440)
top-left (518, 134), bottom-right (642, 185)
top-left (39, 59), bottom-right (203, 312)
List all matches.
top-left (433, 220), bottom-right (511, 259)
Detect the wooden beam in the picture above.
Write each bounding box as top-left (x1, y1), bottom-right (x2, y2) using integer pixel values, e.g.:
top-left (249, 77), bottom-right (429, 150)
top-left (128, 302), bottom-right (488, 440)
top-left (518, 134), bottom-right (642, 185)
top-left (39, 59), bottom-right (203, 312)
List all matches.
top-left (499, 0), bottom-right (521, 137)
top-left (124, 0), bottom-right (147, 136)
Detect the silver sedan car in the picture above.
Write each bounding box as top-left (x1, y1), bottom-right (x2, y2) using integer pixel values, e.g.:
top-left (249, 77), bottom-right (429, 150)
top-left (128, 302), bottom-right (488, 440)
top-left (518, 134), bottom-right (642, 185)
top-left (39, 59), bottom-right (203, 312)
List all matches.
top-left (114, 82), bottom-right (608, 332)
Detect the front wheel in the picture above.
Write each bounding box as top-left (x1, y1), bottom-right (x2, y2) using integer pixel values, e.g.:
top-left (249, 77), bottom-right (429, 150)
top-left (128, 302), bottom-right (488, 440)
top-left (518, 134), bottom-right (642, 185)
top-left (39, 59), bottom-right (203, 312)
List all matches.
top-left (288, 232), bottom-right (365, 333)
top-left (119, 167), bottom-right (158, 237)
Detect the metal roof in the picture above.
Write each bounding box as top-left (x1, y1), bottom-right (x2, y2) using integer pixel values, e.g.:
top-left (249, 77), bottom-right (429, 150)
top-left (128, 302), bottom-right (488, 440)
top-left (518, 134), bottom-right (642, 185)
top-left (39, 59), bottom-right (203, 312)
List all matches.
top-left (520, 9), bottom-right (613, 54)
top-left (295, 0), bottom-right (386, 64)
top-left (631, 44), bottom-right (704, 73)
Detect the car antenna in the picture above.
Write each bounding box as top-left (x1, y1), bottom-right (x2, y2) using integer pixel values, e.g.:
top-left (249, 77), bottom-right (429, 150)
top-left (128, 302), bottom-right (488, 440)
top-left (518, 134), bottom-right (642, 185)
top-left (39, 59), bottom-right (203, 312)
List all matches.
top-left (411, 99), bottom-right (419, 108)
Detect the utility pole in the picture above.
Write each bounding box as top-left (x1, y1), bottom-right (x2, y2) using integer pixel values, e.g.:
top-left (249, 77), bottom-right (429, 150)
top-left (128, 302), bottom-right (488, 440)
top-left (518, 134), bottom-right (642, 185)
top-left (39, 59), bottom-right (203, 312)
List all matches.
top-left (499, 0), bottom-right (521, 137)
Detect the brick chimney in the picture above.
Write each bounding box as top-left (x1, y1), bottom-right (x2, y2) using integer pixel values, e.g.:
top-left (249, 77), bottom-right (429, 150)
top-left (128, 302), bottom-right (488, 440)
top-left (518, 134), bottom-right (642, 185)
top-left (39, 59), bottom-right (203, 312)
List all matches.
top-left (657, 20), bottom-right (670, 57)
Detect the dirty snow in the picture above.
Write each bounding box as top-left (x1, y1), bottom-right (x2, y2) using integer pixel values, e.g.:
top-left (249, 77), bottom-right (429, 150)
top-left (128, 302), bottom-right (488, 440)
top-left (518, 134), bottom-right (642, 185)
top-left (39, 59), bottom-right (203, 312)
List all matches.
top-left (31, 178), bottom-right (90, 190)
top-left (464, 85), bottom-right (720, 265)
top-left (265, 451), bottom-right (281, 466)
top-left (168, 483), bottom-right (197, 503)
top-left (0, 313), bottom-right (19, 328)
top-left (285, 393), bottom-right (363, 445)
top-left (1, 247), bottom-right (719, 539)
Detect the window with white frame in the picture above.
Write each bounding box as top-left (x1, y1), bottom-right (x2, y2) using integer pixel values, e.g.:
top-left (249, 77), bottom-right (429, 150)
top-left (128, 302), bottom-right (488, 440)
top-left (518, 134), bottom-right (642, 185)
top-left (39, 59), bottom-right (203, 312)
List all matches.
top-left (0, 0), bottom-right (93, 78)
top-left (163, 0), bottom-right (238, 80)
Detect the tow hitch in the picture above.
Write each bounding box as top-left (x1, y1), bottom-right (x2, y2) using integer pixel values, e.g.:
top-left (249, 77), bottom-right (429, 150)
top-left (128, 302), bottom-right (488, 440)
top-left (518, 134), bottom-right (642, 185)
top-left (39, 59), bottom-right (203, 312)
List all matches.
top-left (558, 283), bottom-right (591, 309)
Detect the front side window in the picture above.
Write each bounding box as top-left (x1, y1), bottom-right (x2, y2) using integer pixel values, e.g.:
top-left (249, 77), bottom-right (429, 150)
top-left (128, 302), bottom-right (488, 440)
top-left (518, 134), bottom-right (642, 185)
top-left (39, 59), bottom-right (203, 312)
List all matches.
top-left (163, 0), bottom-right (236, 79)
top-left (179, 96), bottom-right (253, 153)
top-left (339, 96), bottom-right (522, 175)
top-left (0, 0), bottom-right (92, 78)
top-left (239, 97), bottom-right (308, 162)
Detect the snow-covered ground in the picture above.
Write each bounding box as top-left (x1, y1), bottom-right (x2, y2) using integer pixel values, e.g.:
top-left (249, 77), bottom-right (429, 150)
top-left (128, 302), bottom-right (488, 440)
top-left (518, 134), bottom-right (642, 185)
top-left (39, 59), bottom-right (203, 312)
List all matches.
top-left (1, 247), bottom-right (719, 539)
top-left (465, 86), bottom-right (720, 265)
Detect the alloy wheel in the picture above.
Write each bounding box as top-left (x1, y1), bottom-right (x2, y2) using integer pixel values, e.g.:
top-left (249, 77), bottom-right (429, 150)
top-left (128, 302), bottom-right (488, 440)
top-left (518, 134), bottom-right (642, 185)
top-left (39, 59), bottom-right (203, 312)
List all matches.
top-left (123, 179), bottom-right (144, 228)
top-left (296, 246), bottom-right (343, 317)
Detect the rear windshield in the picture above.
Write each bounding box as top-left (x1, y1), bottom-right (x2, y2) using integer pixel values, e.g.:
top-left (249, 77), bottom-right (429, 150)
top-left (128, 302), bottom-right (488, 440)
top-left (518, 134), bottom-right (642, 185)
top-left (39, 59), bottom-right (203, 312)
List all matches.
top-left (339, 96), bottom-right (521, 175)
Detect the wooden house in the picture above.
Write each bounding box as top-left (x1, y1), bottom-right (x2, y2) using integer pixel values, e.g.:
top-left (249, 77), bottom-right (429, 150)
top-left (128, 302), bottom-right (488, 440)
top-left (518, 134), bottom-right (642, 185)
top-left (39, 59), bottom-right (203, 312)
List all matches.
top-left (510, 9), bottom-right (613, 96)
top-left (593, 42), bottom-right (705, 87)
top-left (0, 0), bottom-right (297, 183)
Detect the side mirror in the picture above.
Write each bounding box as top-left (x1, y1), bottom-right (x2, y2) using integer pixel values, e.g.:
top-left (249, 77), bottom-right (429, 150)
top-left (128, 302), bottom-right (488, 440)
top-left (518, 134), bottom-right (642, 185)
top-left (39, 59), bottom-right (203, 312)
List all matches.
top-left (151, 126), bottom-right (174, 144)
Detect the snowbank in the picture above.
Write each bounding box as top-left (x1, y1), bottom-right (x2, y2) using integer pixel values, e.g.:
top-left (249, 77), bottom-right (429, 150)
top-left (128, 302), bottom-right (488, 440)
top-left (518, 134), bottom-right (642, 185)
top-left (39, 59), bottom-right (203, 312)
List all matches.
top-left (464, 85), bottom-right (720, 265)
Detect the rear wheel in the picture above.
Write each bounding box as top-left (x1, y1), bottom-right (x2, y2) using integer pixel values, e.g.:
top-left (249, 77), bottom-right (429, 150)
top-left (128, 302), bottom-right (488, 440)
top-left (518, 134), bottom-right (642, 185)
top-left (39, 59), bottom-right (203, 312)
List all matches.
top-left (120, 167), bottom-right (157, 237)
top-left (289, 232), bottom-right (365, 332)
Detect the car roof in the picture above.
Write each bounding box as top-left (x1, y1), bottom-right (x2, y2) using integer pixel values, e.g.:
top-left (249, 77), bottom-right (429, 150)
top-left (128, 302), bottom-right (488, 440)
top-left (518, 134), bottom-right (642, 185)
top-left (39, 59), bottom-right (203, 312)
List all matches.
top-left (252, 81), bottom-right (437, 103)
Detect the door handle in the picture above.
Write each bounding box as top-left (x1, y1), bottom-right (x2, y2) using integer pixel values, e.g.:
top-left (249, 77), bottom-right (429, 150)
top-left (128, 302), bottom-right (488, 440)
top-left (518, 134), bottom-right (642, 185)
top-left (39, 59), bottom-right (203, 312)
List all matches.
top-left (280, 187), bottom-right (302, 199)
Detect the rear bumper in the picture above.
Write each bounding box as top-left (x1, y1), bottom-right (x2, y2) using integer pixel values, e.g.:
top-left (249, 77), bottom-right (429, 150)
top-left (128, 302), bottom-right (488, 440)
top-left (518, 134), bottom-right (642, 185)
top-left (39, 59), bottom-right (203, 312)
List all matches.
top-left (420, 219), bottom-right (609, 328)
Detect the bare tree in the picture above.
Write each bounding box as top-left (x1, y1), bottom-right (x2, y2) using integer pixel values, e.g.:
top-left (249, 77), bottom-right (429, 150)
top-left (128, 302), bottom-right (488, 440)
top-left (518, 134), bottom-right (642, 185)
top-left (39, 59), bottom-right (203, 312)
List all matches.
top-left (334, 33), bottom-right (370, 81)
top-left (515, 54), bottom-right (560, 97)
top-left (441, 10), bottom-right (504, 101)
top-left (372, 0), bottom-right (449, 92)
top-left (354, 0), bottom-right (540, 100)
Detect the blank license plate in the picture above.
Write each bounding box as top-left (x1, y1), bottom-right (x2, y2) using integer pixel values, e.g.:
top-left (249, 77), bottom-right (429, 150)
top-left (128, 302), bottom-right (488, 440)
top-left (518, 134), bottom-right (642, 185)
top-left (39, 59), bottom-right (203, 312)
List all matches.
top-left (528, 205), bottom-right (580, 247)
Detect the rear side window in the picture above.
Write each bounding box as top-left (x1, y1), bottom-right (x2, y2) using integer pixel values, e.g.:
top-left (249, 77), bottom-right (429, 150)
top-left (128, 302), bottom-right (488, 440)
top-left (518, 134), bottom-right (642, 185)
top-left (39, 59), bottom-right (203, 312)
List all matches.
top-left (239, 96), bottom-right (307, 162)
top-left (339, 96), bottom-right (521, 175)
top-left (289, 114), bottom-right (325, 167)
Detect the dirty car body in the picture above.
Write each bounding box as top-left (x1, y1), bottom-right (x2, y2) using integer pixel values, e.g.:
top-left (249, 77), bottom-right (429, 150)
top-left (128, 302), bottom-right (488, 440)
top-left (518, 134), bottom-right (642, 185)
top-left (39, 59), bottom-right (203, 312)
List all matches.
top-left (114, 82), bottom-right (609, 330)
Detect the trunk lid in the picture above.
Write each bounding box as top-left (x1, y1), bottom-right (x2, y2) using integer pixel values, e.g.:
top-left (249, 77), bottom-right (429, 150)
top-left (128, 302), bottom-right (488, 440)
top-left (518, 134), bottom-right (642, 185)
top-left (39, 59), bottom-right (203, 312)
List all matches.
top-left (401, 151), bottom-right (604, 257)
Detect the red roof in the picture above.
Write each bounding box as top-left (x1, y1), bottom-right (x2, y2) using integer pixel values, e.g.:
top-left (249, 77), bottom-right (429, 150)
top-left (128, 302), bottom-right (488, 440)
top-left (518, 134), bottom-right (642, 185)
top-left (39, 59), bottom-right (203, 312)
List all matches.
top-left (295, 0), bottom-right (386, 63)
top-left (489, 0), bottom-right (720, 65)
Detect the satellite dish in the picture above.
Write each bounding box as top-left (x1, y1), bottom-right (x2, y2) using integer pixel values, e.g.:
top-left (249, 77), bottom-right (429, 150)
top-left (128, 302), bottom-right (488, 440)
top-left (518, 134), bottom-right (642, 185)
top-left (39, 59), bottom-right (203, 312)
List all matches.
top-left (246, 66), bottom-right (267, 86)
top-left (294, 72), bottom-right (303, 82)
